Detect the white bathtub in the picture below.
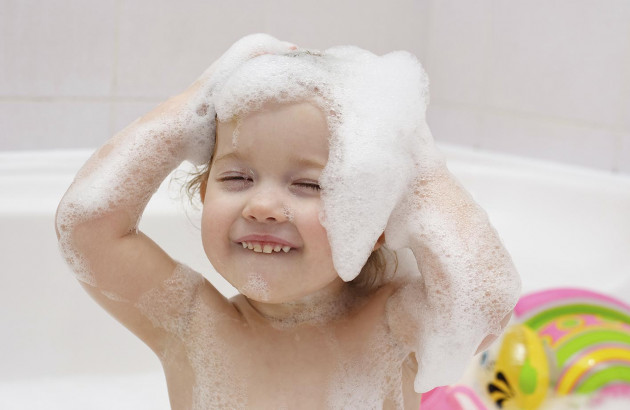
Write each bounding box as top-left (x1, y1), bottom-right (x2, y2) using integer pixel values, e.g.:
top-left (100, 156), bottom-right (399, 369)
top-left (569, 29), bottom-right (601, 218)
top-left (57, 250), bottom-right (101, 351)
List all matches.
top-left (1, 145), bottom-right (629, 409)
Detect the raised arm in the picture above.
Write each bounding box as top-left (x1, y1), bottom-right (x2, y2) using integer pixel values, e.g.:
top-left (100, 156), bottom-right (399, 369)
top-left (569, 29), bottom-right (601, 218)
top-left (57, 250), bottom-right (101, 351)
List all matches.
top-left (55, 73), bottom-right (215, 350)
top-left (55, 34), bottom-right (297, 351)
top-left (384, 130), bottom-right (521, 393)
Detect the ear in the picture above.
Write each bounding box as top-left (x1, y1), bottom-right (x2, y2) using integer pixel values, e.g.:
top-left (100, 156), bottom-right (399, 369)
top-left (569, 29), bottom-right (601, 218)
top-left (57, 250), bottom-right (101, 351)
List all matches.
top-left (373, 232), bottom-right (386, 251)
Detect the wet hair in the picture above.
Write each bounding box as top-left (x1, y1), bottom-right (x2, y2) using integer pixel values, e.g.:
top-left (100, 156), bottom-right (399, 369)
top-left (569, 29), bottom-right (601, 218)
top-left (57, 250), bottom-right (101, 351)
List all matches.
top-left (183, 157), bottom-right (397, 292)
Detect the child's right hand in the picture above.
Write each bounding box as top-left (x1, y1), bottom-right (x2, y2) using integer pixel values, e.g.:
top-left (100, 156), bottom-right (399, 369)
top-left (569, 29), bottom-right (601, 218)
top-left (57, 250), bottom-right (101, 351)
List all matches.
top-left (145, 34), bottom-right (297, 166)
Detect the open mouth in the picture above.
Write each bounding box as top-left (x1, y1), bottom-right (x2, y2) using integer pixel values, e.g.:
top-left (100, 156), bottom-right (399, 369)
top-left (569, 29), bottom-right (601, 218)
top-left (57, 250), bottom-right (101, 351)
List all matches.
top-left (239, 241), bottom-right (293, 254)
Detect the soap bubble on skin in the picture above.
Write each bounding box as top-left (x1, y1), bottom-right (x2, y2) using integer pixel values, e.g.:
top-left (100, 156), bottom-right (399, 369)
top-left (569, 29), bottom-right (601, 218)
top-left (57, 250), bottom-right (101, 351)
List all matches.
top-left (261, 285), bottom-right (368, 331)
top-left (242, 273), bottom-right (270, 302)
top-left (57, 35), bottom-right (226, 283)
top-left (327, 313), bottom-right (407, 408)
top-left (135, 264), bottom-right (205, 336)
top-left (387, 206), bottom-right (520, 391)
top-left (56, 116), bottom-right (205, 286)
top-left (137, 264), bottom-right (247, 408)
top-left (282, 205), bottom-right (294, 222)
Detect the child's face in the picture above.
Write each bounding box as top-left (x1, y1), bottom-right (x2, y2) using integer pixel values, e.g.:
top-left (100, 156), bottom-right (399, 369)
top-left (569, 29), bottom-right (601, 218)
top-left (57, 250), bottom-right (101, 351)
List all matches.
top-left (201, 101), bottom-right (341, 303)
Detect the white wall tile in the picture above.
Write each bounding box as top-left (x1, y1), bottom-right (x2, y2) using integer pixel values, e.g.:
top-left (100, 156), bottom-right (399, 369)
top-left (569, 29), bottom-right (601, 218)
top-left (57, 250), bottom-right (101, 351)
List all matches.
top-left (0, 0), bottom-right (116, 97)
top-left (115, 0), bottom-right (432, 99)
top-left (111, 100), bottom-right (162, 135)
top-left (620, 50), bottom-right (630, 133)
top-left (487, 0), bottom-right (630, 128)
top-left (618, 134), bottom-right (630, 173)
top-left (480, 111), bottom-right (617, 170)
top-left (427, 103), bottom-right (482, 147)
top-left (424, 0), bottom-right (493, 106)
top-left (268, 0), bottom-right (431, 58)
top-left (0, 101), bottom-right (110, 150)
top-left (116, 0), bottom-right (269, 99)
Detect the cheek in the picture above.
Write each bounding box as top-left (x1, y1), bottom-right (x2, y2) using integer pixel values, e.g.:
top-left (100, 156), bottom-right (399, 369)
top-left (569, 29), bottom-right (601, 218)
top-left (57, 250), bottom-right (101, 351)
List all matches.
top-left (297, 207), bottom-right (333, 256)
top-left (202, 185), bottom-right (235, 227)
top-left (201, 197), bottom-right (233, 254)
top-left (200, 210), bottom-right (219, 263)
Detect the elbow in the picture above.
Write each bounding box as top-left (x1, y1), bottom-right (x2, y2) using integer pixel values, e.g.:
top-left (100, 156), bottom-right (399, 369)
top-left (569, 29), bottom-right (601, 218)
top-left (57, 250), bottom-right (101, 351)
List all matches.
top-left (54, 195), bottom-right (71, 242)
top-left (55, 192), bottom-right (83, 243)
top-left (54, 201), bottom-right (65, 241)
top-left (55, 196), bottom-right (101, 253)
top-left (55, 189), bottom-right (131, 245)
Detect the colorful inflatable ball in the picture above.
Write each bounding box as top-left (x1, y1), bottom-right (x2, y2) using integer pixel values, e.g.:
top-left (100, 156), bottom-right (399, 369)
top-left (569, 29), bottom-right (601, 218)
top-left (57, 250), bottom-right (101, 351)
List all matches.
top-left (475, 288), bottom-right (630, 409)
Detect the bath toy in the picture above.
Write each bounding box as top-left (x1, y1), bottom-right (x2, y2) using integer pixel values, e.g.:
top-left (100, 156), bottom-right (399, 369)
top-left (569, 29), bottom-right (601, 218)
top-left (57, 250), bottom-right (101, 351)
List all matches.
top-left (517, 288), bottom-right (630, 396)
top-left (420, 385), bottom-right (487, 409)
top-left (478, 324), bottom-right (549, 409)
top-left (475, 288), bottom-right (630, 409)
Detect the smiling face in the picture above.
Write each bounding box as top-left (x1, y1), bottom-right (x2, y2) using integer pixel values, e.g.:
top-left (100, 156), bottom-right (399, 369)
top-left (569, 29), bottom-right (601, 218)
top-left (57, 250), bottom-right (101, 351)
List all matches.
top-left (201, 100), bottom-right (341, 304)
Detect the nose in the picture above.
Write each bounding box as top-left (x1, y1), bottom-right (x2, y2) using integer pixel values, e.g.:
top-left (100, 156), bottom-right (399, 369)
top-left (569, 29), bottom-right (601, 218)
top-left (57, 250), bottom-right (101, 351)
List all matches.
top-left (242, 186), bottom-right (288, 223)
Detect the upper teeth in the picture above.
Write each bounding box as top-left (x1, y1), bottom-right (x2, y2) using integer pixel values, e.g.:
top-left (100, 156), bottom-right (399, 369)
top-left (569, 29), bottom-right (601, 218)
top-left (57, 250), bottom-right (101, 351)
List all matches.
top-left (241, 241), bottom-right (292, 253)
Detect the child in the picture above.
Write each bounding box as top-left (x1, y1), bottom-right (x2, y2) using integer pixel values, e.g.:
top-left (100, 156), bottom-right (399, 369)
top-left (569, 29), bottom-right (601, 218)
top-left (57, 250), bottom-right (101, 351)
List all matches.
top-left (56, 34), bottom-right (520, 409)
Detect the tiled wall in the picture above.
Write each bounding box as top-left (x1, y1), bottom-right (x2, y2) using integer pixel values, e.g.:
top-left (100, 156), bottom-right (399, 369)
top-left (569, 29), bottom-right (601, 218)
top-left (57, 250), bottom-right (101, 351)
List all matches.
top-left (2, 0), bottom-right (629, 173)
top-left (424, 0), bottom-right (630, 174)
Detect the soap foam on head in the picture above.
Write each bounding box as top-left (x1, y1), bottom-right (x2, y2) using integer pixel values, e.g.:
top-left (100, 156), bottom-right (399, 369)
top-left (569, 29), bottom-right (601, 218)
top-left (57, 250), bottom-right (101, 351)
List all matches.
top-left (211, 44), bottom-right (432, 283)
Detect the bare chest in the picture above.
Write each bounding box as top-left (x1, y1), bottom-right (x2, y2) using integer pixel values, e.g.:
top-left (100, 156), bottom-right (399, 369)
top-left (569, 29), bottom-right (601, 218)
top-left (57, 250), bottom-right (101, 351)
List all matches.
top-left (162, 294), bottom-right (419, 409)
top-left (163, 288), bottom-right (419, 410)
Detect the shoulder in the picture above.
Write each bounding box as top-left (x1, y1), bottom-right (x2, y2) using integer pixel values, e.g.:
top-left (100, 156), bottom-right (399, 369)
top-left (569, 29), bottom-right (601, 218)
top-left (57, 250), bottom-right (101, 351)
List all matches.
top-left (137, 264), bottom-right (242, 342)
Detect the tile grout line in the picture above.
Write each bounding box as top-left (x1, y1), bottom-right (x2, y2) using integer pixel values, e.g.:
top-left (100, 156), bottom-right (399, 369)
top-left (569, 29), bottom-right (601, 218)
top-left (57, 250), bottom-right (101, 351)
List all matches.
top-left (0, 96), bottom-right (161, 103)
top-left (431, 99), bottom-right (629, 135)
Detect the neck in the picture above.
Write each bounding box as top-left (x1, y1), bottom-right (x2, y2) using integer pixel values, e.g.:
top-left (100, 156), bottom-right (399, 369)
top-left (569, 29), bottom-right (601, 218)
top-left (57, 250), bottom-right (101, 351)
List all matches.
top-left (245, 278), bottom-right (358, 328)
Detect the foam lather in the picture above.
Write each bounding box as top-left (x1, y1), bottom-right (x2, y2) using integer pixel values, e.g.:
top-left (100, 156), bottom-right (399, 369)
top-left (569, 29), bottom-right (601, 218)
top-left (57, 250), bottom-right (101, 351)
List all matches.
top-left (211, 36), bottom-right (433, 282)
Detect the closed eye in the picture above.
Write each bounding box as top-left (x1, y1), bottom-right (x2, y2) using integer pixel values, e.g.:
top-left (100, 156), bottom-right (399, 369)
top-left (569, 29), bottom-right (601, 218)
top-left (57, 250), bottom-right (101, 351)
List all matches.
top-left (218, 174), bottom-right (253, 191)
top-left (221, 176), bottom-right (251, 181)
top-left (294, 182), bottom-right (321, 191)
